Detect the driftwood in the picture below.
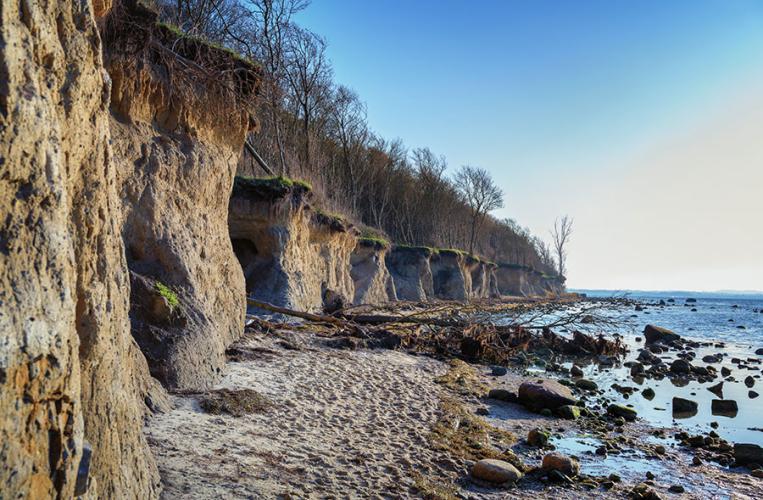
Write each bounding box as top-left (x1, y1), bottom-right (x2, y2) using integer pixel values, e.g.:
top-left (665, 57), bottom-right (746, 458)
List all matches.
top-left (245, 297), bottom-right (626, 363)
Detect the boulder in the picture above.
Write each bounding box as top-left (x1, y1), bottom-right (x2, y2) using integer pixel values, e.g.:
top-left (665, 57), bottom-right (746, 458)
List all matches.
top-left (518, 380), bottom-right (577, 412)
top-left (745, 376), bottom-right (756, 388)
top-left (756, 348), bottom-right (763, 356)
top-left (527, 428), bottom-right (550, 447)
top-left (471, 459), bottom-right (523, 484)
top-left (542, 452), bottom-right (580, 476)
top-left (607, 404), bottom-right (638, 421)
top-left (734, 444), bottom-right (763, 466)
top-left (711, 399), bottom-right (738, 417)
top-left (670, 359), bottom-right (692, 374)
top-left (557, 405), bottom-right (581, 420)
top-left (575, 379), bottom-right (598, 391)
top-left (570, 365), bottom-right (584, 377)
top-left (643, 325), bottom-right (681, 345)
top-left (638, 349), bottom-right (662, 365)
top-left (642, 388), bottom-right (656, 400)
top-left (672, 397), bottom-right (698, 416)
top-left (488, 389), bottom-right (517, 402)
top-left (491, 366), bottom-right (508, 376)
top-left (707, 382), bottom-right (724, 397)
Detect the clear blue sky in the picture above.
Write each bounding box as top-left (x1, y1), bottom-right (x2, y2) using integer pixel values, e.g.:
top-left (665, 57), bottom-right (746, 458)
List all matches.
top-left (297, 1), bottom-right (763, 291)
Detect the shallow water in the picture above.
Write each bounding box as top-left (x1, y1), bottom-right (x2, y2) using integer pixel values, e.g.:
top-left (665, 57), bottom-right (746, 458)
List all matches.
top-left (516, 292), bottom-right (763, 446)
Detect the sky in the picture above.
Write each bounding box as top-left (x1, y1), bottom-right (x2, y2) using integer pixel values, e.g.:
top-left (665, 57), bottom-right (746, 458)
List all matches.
top-left (297, 0), bottom-right (763, 291)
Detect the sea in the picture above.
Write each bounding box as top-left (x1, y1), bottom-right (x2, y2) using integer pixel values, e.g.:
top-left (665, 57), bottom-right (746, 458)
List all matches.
top-left (568, 290), bottom-right (763, 446)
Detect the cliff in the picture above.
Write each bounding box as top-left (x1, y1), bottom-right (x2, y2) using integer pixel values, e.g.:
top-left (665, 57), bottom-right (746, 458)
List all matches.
top-left (103, 6), bottom-right (260, 390)
top-left (430, 250), bottom-right (470, 300)
top-left (229, 177), bottom-right (357, 312)
top-left (495, 264), bottom-right (565, 297)
top-left (0, 0), bottom-right (159, 497)
top-left (351, 239), bottom-right (397, 304)
top-left (386, 247), bottom-right (435, 301)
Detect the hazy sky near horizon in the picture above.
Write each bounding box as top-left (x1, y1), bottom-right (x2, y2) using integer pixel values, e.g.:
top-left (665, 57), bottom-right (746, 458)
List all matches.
top-left (297, 0), bottom-right (763, 291)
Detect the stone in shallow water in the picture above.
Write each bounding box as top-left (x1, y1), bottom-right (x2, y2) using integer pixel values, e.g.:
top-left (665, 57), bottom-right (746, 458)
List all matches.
top-left (471, 459), bottom-right (522, 484)
top-left (541, 452), bottom-right (580, 476)
top-left (556, 405), bottom-right (581, 420)
top-left (575, 379), bottom-right (598, 391)
top-left (527, 428), bottom-right (550, 447)
top-left (607, 404), bottom-right (638, 421)
top-left (672, 397), bottom-right (698, 417)
top-left (643, 324), bottom-right (681, 345)
top-left (711, 399), bottom-right (738, 417)
top-left (518, 379), bottom-right (577, 411)
top-left (490, 365), bottom-right (508, 376)
top-left (734, 443), bottom-right (763, 466)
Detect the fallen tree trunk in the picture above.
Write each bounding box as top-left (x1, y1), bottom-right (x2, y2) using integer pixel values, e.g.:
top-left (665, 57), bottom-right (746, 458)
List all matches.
top-left (246, 298), bottom-right (345, 326)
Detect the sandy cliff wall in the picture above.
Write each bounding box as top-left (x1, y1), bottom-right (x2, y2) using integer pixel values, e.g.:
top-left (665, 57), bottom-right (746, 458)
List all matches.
top-left (0, 1), bottom-right (159, 497)
top-left (386, 247), bottom-right (434, 301)
top-left (470, 262), bottom-right (498, 299)
top-left (430, 252), bottom-right (469, 300)
top-left (495, 264), bottom-right (565, 297)
top-left (103, 10), bottom-right (258, 390)
top-left (229, 178), bottom-right (356, 312)
top-left (351, 241), bottom-right (397, 304)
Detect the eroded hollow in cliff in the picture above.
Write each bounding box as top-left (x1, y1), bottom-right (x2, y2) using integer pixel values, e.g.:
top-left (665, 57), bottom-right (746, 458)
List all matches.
top-left (231, 238), bottom-right (261, 294)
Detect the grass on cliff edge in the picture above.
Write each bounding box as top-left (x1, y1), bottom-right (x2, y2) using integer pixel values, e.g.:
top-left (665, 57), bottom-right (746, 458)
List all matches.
top-left (237, 175), bottom-right (313, 192)
top-left (154, 282), bottom-right (179, 309)
top-left (156, 22), bottom-right (259, 68)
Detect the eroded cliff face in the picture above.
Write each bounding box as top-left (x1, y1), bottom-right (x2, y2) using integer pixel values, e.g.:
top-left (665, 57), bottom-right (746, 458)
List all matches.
top-left (229, 178), bottom-right (357, 312)
top-left (350, 242), bottom-right (397, 305)
top-left (430, 253), bottom-right (469, 301)
top-left (0, 0), bottom-right (159, 497)
top-left (386, 247), bottom-right (434, 301)
top-left (103, 12), bottom-right (257, 390)
top-left (495, 264), bottom-right (564, 297)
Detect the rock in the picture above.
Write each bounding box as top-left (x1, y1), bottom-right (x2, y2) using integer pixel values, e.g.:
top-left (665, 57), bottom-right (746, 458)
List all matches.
top-left (527, 428), bottom-right (550, 447)
top-left (642, 387), bottom-right (656, 400)
top-left (607, 404), bottom-right (638, 421)
top-left (557, 405), bottom-right (581, 420)
top-left (752, 469), bottom-right (763, 478)
top-left (541, 452), bottom-right (580, 476)
top-left (670, 359), bottom-right (692, 374)
top-left (575, 379), bottom-right (598, 391)
top-left (570, 365), bottom-right (584, 377)
top-left (631, 362), bottom-right (645, 376)
top-left (655, 445), bottom-right (666, 454)
top-left (735, 444), bottom-right (763, 466)
top-left (518, 380), bottom-right (577, 411)
top-left (631, 483), bottom-right (662, 500)
top-left (686, 298), bottom-right (697, 303)
top-left (708, 382), bottom-right (724, 397)
top-left (711, 399), bottom-right (738, 417)
top-left (471, 459), bottom-right (522, 484)
top-left (638, 349), bottom-right (662, 365)
top-left (692, 456), bottom-right (702, 466)
top-left (668, 485), bottom-right (685, 493)
top-left (745, 376), bottom-right (756, 388)
top-left (491, 366), bottom-right (508, 376)
top-left (750, 391), bottom-right (760, 399)
top-left (672, 397), bottom-right (698, 416)
top-left (644, 325), bottom-right (681, 345)
top-left (487, 388), bottom-right (517, 402)
top-left (721, 367), bottom-right (731, 377)
top-left (476, 407), bottom-right (490, 416)
top-left (756, 348), bottom-right (763, 356)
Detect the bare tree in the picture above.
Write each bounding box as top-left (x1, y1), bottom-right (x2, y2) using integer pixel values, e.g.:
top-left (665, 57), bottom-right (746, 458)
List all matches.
top-left (551, 215), bottom-right (573, 277)
top-left (454, 166), bottom-right (504, 255)
top-left (284, 26), bottom-right (332, 170)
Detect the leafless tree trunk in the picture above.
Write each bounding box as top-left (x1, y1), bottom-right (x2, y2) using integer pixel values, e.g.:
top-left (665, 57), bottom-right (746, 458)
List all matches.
top-left (551, 215), bottom-right (573, 277)
top-left (455, 166), bottom-right (504, 255)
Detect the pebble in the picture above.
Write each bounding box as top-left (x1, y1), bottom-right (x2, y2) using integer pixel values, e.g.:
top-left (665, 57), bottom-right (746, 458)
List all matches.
top-left (471, 459), bottom-right (522, 484)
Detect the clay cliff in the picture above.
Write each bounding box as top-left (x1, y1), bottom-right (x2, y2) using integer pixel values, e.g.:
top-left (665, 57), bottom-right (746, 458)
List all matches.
top-left (0, 0), bottom-right (159, 497)
top-left (103, 6), bottom-right (259, 390)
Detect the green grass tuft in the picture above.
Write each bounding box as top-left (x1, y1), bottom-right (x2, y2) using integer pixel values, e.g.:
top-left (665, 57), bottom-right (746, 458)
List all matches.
top-left (154, 281), bottom-right (179, 309)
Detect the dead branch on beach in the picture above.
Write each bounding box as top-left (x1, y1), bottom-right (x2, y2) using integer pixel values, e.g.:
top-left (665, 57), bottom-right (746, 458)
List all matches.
top-left (246, 296), bottom-right (627, 364)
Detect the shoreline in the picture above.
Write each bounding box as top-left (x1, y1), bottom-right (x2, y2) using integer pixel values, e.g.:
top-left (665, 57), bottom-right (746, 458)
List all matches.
top-left (146, 297), bottom-right (763, 498)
